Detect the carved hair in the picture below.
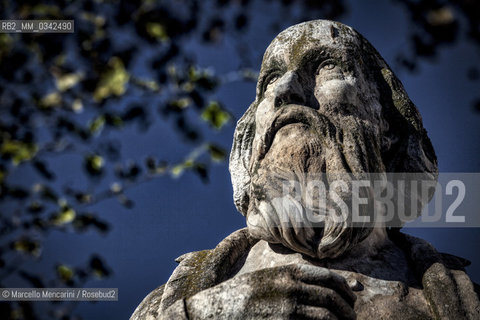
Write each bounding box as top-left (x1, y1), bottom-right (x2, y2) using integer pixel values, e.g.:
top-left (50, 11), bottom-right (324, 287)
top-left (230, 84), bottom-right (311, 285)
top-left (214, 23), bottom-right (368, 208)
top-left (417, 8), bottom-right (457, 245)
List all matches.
top-left (229, 20), bottom-right (438, 224)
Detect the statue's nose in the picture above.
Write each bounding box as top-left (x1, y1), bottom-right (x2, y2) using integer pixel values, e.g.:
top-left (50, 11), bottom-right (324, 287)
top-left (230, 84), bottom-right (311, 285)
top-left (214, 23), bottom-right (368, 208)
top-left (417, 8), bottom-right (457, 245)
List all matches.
top-left (273, 71), bottom-right (306, 108)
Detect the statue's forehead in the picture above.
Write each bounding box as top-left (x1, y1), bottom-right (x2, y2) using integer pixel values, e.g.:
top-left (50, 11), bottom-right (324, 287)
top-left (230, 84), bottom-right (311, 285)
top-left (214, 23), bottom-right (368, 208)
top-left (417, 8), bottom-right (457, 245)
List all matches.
top-left (262, 20), bottom-right (361, 67)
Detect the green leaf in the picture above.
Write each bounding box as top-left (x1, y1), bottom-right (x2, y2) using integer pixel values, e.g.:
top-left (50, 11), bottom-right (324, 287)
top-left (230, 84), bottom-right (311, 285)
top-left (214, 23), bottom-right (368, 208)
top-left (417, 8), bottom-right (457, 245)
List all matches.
top-left (39, 92), bottom-right (62, 108)
top-left (81, 12), bottom-right (106, 27)
top-left (85, 154), bottom-right (104, 176)
top-left (171, 159), bottom-right (193, 178)
top-left (88, 115), bottom-right (106, 134)
top-left (171, 164), bottom-right (184, 177)
top-left (169, 98), bottom-right (191, 110)
top-left (131, 77), bottom-right (161, 92)
top-left (12, 238), bottom-right (41, 257)
top-left (0, 34), bottom-right (13, 58)
top-left (186, 66), bottom-right (217, 91)
top-left (72, 98), bottom-right (84, 113)
top-left (1, 140), bottom-right (38, 165)
top-left (52, 205), bottom-right (76, 226)
top-left (91, 155), bottom-right (103, 170)
top-left (56, 264), bottom-right (74, 282)
top-left (145, 157), bottom-right (167, 175)
top-left (103, 113), bottom-right (124, 127)
top-left (55, 72), bottom-right (84, 92)
top-left (201, 101), bottom-right (231, 130)
top-left (93, 57), bottom-right (130, 102)
top-left (30, 4), bottom-right (62, 16)
top-left (146, 22), bottom-right (169, 41)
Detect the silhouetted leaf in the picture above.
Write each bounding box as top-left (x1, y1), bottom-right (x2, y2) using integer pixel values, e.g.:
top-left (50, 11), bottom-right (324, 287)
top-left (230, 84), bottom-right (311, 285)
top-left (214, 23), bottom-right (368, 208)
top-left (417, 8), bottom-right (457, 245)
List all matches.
top-left (473, 99), bottom-right (480, 113)
top-left (89, 255), bottom-right (111, 278)
top-left (235, 13), bottom-right (248, 30)
top-left (207, 144), bottom-right (227, 162)
top-left (36, 184), bottom-right (59, 203)
top-left (27, 202), bottom-right (44, 214)
top-left (33, 160), bottom-right (55, 180)
top-left (115, 161), bottom-right (141, 181)
top-left (7, 186), bottom-right (29, 199)
top-left (73, 213), bottom-right (109, 234)
top-left (19, 270), bottom-right (44, 288)
top-left (145, 157), bottom-right (156, 171)
top-left (145, 157), bottom-right (167, 175)
top-left (0, 166), bottom-right (5, 183)
top-left (117, 194), bottom-right (134, 208)
top-left (11, 238), bottom-right (41, 257)
top-left (193, 163), bottom-right (209, 183)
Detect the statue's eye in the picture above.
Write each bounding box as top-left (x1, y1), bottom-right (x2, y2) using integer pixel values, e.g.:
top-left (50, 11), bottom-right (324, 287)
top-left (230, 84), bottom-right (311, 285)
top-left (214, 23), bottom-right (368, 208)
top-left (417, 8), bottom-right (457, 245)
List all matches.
top-left (265, 74), bottom-right (279, 87)
top-left (261, 72), bottom-right (282, 94)
top-left (317, 59), bottom-right (336, 72)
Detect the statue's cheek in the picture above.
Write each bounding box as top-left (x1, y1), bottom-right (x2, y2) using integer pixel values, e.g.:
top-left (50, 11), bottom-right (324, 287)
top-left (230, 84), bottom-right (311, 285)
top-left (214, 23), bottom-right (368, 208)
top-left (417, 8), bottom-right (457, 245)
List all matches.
top-left (255, 92), bottom-right (277, 134)
top-left (314, 78), bottom-right (360, 109)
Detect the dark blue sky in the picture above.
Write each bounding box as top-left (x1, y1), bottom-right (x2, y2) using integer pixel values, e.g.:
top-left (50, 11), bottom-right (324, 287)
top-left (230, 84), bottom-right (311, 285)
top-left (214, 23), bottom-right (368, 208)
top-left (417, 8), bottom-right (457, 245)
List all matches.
top-left (6, 1), bottom-right (479, 319)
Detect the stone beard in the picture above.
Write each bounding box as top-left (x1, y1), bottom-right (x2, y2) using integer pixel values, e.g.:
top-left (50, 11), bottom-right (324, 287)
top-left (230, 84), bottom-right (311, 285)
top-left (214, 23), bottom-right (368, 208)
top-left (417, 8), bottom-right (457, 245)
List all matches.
top-left (247, 108), bottom-right (383, 260)
top-left (230, 20), bottom-right (437, 261)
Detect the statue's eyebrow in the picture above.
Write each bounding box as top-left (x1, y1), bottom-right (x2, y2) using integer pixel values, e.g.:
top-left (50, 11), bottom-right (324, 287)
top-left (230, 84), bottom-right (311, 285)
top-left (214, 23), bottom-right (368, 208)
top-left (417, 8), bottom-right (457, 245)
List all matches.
top-left (257, 57), bottom-right (286, 95)
top-left (260, 56), bottom-right (286, 78)
top-left (297, 47), bottom-right (332, 70)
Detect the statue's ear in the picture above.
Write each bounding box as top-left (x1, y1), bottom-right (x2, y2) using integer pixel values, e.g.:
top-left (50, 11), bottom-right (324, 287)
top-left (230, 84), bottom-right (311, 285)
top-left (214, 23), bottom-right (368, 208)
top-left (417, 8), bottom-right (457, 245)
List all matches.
top-left (354, 32), bottom-right (437, 176)
top-left (229, 102), bottom-right (257, 216)
top-left (377, 67), bottom-right (439, 224)
top-left (379, 68), bottom-right (437, 176)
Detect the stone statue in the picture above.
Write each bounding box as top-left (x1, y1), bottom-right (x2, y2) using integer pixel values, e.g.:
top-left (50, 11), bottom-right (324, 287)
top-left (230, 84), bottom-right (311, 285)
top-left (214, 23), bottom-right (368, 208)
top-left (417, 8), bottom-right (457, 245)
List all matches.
top-left (131, 20), bottom-right (480, 319)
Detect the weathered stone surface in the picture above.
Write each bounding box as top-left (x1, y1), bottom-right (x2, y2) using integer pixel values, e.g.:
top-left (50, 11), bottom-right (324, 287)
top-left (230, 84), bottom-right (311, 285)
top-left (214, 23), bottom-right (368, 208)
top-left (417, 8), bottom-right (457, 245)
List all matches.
top-left (130, 285), bottom-right (165, 320)
top-left (132, 20), bottom-right (480, 319)
top-left (132, 228), bottom-right (479, 319)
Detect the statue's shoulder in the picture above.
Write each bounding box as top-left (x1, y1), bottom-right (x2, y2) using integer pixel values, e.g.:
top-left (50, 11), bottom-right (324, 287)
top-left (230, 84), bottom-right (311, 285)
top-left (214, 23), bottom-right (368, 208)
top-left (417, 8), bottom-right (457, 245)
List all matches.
top-left (130, 284), bottom-right (165, 320)
top-left (388, 230), bottom-right (471, 272)
top-left (389, 229), bottom-right (480, 319)
top-left (130, 228), bottom-right (258, 319)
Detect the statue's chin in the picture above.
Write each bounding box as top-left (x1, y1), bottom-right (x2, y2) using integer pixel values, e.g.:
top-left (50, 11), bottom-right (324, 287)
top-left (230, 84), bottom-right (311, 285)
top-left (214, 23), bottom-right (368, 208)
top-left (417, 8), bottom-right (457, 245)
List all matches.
top-left (246, 194), bottom-right (373, 260)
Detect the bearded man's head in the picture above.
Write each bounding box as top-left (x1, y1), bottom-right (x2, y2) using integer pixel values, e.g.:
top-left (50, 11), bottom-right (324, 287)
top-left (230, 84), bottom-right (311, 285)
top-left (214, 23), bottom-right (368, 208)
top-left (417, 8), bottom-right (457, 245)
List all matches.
top-left (229, 20), bottom-right (438, 259)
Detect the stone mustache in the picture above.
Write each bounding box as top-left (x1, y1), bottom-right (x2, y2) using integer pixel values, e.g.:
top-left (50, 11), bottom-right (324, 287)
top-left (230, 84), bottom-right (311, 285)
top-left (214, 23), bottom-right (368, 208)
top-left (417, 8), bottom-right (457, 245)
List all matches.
top-left (131, 20), bottom-right (480, 320)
